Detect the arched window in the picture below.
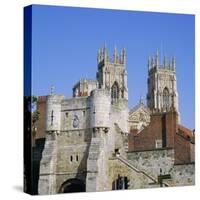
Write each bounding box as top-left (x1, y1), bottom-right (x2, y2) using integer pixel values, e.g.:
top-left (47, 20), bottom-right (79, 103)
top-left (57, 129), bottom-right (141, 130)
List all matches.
top-left (163, 87), bottom-right (170, 109)
top-left (111, 82), bottom-right (119, 102)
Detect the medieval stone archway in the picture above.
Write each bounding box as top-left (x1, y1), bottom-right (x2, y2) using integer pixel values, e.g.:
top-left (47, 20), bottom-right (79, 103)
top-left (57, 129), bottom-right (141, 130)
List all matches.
top-left (58, 178), bottom-right (85, 193)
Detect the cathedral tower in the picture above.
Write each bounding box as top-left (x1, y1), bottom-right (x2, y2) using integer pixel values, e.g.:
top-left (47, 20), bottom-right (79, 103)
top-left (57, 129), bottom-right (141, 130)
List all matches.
top-left (96, 46), bottom-right (128, 103)
top-left (147, 50), bottom-right (179, 113)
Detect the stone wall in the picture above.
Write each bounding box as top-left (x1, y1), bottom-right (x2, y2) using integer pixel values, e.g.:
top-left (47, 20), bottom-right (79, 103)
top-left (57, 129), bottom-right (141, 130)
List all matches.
top-left (108, 157), bottom-right (157, 190)
top-left (38, 133), bottom-right (58, 194)
top-left (56, 130), bottom-right (91, 173)
top-left (127, 148), bottom-right (175, 178)
top-left (61, 97), bottom-right (89, 130)
top-left (127, 149), bottom-right (195, 187)
top-left (167, 163), bottom-right (195, 186)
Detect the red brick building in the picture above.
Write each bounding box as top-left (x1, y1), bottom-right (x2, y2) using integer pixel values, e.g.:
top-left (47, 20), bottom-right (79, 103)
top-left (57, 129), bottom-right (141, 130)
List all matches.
top-left (128, 110), bottom-right (195, 164)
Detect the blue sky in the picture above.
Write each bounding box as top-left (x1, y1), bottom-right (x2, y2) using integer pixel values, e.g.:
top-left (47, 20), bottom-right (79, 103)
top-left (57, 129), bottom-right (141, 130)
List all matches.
top-left (31, 5), bottom-right (195, 129)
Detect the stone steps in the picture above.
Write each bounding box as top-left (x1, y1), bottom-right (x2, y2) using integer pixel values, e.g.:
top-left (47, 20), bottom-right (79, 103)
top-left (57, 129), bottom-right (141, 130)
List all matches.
top-left (116, 155), bottom-right (157, 183)
top-left (116, 155), bottom-right (171, 187)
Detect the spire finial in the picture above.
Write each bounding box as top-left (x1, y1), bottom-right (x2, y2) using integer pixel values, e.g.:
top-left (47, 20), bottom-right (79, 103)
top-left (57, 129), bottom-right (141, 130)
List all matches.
top-left (156, 48), bottom-right (159, 67)
top-left (122, 48), bottom-right (126, 64)
top-left (163, 55), bottom-right (167, 68)
top-left (97, 48), bottom-right (101, 63)
top-left (148, 56), bottom-right (151, 72)
top-left (151, 56), bottom-right (154, 68)
top-left (114, 45), bottom-right (117, 63)
top-left (103, 42), bottom-right (107, 62)
top-left (172, 56), bottom-right (176, 70)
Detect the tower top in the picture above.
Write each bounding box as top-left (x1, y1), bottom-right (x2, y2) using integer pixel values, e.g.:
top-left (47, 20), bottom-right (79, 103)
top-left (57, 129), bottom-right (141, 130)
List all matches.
top-left (97, 46), bottom-right (126, 65)
top-left (148, 49), bottom-right (176, 73)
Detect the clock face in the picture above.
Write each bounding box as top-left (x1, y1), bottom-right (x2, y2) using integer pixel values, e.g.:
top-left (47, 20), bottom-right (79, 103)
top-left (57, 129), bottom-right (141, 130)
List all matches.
top-left (73, 115), bottom-right (79, 128)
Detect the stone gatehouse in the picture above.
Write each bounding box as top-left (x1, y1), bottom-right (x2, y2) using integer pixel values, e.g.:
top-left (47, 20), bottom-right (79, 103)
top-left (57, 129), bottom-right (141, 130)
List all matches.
top-left (33, 47), bottom-right (194, 194)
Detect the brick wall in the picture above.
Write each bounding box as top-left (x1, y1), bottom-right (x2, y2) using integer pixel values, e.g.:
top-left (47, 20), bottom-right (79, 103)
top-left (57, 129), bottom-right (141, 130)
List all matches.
top-left (174, 125), bottom-right (195, 164)
top-left (35, 96), bottom-right (47, 139)
top-left (128, 111), bottom-right (177, 151)
top-left (128, 111), bottom-right (195, 165)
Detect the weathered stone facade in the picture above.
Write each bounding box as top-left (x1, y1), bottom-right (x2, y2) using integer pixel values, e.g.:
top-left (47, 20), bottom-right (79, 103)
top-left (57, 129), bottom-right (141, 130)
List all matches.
top-left (37, 47), bottom-right (195, 195)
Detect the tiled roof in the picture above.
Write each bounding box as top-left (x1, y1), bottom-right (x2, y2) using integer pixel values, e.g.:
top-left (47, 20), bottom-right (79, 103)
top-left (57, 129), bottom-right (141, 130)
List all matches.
top-left (177, 124), bottom-right (194, 143)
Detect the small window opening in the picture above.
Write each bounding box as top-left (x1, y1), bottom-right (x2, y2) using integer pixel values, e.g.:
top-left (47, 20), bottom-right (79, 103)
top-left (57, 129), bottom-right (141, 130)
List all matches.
top-left (115, 149), bottom-right (120, 155)
top-left (70, 155), bottom-right (73, 162)
top-left (51, 110), bottom-right (54, 126)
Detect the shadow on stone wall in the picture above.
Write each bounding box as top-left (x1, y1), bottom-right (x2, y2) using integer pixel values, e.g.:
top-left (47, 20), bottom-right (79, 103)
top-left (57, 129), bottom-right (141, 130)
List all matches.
top-left (58, 178), bottom-right (85, 193)
top-left (74, 128), bottom-right (92, 192)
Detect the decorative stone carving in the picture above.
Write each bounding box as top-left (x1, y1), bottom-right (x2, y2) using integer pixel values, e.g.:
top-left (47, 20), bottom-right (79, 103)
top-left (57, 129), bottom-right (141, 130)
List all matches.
top-left (129, 102), bottom-right (150, 132)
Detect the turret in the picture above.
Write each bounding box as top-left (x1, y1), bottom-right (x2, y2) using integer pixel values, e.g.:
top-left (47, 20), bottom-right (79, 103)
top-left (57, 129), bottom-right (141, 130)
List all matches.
top-left (89, 89), bottom-right (111, 129)
top-left (46, 93), bottom-right (64, 132)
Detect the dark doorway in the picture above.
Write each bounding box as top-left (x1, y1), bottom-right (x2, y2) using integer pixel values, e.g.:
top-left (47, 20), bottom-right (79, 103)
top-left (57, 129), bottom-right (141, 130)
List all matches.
top-left (59, 179), bottom-right (85, 193)
top-left (112, 174), bottom-right (130, 190)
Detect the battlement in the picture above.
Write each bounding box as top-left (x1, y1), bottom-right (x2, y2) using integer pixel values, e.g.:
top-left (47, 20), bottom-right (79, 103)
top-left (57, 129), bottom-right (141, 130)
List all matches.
top-left (97, 46), bottom-right (126, 65)
top-left (148, 49), bottom-right (176, 74)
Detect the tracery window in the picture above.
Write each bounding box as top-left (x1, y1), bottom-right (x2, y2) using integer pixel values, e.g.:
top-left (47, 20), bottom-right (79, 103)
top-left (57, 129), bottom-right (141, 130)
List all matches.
top-left (111, 82), bottom-right (119, 102)
top-left (163, 87), bottom-right (170, 109)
